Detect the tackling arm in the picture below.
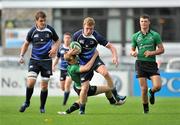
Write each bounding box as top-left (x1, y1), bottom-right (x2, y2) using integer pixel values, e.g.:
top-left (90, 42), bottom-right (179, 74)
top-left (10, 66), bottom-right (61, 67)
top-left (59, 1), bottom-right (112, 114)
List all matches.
top-left (79, 50), bottom-right (99, 73)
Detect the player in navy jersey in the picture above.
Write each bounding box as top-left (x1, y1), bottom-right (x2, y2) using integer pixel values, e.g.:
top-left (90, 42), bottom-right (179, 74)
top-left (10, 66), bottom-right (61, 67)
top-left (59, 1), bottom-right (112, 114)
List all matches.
top-left (52, 32), bottom-right (72, 105)
top-left (73, 17), bottom-right (126, 114)
top-left (19, 11), bottom-right (60, 113)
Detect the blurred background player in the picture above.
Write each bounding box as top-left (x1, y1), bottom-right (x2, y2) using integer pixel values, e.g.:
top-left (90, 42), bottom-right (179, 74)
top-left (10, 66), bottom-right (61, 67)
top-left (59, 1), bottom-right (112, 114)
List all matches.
top-left (58, 49), bottom-right (125, 115)
top-left (19, 11), bottom-right (60, 113)
top-left (72, 17), bottom-right (126, 114)
top-left (130, 14), bottom-right (164, 114)
top-left (52, 32), bottom-right (72, 105)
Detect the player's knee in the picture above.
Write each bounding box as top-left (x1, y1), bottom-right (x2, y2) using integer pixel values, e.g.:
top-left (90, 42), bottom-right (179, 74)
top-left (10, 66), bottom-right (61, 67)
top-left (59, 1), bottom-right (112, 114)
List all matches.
top-left (155, 86), bottom-right (161, 92)
top-left (41, 77), bottom-right (50, 83)
top-left (41, 82), bottom-right (48, 90)
top-left (141, 86), bottom-right (148, 93)
top-left (99, 70), bottom-right (109, 77)
top-left (61, 87), bottom-right (65, 91)
top-left (27, 71), bottom-right (38, 80)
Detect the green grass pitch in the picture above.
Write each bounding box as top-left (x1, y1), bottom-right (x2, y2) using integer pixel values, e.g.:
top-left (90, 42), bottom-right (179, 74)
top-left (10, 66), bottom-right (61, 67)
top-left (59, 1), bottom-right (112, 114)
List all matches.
top-left (0, 96), bottom-right (180, 125)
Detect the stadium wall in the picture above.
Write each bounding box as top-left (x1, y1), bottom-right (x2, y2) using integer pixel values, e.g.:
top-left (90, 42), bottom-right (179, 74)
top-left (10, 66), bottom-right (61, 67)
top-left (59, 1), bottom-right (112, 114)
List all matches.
top-left (0, 68), bottom-right (129, 96)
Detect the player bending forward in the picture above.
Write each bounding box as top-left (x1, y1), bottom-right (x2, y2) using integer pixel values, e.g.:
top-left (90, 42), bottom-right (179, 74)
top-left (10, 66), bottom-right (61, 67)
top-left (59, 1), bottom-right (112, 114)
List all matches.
top-left (58, 49), bottom-right (125, 115)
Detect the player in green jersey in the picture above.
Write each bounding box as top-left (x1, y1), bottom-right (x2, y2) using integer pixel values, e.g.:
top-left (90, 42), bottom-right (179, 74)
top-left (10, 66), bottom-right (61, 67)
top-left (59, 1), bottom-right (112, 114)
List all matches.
top-left (57, 49), bottom-right (125, 115)
top-left (130, 14), bottom-right (164, 114)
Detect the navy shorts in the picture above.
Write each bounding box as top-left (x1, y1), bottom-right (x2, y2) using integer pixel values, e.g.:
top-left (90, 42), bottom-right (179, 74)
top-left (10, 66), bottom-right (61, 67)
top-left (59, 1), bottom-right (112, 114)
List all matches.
top-left (28, 58), bottom-right (52, 78)
top-left (73, 85), bottom-right (97, 96)
top-left (135, 60), bottom-right (160, 80)
top-left (60, 69), bottom-right (68, 81)
top-left (80, 56), bottom-right (104, 83)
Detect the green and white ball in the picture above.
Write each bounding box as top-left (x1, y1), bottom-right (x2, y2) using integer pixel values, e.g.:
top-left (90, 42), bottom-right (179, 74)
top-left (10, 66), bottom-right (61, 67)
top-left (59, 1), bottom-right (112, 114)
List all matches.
top-left (70, 41), bottom-right (82, 54)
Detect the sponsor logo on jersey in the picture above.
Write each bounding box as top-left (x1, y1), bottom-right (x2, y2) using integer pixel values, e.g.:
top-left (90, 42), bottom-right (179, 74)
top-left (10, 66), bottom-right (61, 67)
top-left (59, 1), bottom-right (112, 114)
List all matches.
top-left (79, 40), bottom-right (84, 44)
top-left (29, 65), bottom-right (33, 69)
top-left (34, 34), bottom-right (39, 38)
top-left (60, 49), bottom-right (65, 54)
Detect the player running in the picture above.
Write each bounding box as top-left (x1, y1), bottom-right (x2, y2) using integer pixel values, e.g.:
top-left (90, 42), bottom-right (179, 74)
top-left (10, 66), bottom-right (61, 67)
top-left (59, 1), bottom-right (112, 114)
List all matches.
top-left (72, 17), bottom-right (126, 114)
top-left (19, 11), bottom-right (60, 113)
top-left (52, 32), bottom-right (72, 105)
top-left (130, 14), bottom-right (164, 114)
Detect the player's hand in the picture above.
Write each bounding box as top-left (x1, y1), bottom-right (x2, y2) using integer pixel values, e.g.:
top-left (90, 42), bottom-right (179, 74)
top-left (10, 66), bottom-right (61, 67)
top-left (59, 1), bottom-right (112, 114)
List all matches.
top-left (19, 55), bottom-right (25, 64)
top-left (70, 48), bottom-right (79, 55)
top-left (144, 50), bottom-right (153, 57)
top-left (130, 51), bottom-right (138, 57)
top-left (48, 48), bottom-right (57, 58)
top-left (112, 56), bottom-right (119, 67)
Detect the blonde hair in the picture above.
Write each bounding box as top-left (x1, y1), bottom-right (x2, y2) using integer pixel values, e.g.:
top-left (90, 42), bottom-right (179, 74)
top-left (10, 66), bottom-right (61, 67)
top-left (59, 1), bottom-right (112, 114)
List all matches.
top-left (83, 17), bottom-right (95, 26)
top-left (64, 52), bottom-right (72, 62)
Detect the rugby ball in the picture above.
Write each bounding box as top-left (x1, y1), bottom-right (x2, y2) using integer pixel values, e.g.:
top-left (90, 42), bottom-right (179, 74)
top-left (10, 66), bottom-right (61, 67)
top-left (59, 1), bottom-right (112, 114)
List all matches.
top-left (70, 41), bottom-right (82, 54)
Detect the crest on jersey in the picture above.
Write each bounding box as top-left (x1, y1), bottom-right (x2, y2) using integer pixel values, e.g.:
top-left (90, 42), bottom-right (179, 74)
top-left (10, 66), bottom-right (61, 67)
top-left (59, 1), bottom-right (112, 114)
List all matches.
top-left (149, 36), bottom-right (154, 41)
top-left (90, 40), bottom-right (94, 44)
top-left (46, 33), bottom-right (50, 38)
top-left (137, 36), bottom-right (142, 43)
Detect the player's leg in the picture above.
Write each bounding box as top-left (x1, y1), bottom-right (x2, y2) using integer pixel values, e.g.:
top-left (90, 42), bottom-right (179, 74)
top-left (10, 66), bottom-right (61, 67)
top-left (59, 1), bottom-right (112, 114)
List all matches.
top-left (19, 59), bottom-right (39, 112)
top-left (96, 65), bottom-right (126, 102)
top-left (63, 76), bottom-right (72, 105)
top-left (58, 100), bottom-right (80, 115)
top-left (58, 86), bottom-right (81, 115)
top-left (39, 60), bottom-right (52, 113)
top-left (19, 74), bottom-right (37, 112)
top-left (40, 77), bottom-right (49, 113)
top-left (79, 81), bottom-right (89, 114)
top-left (138, 77), bottom-right (149, 114)
top-left (149, 75), bottom-right (162, 105)
top-left (90, 85), bottom-right (116, 105)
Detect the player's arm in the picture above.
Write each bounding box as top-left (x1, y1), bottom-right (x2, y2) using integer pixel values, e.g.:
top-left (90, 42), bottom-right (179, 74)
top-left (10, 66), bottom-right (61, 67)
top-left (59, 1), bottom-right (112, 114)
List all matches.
top-left (52, 56), bottom-right (59, 72)
top-left (144, 43), bottom-right (165, 57)
top-left (106, 43), bottom-right (119, 66)
top-left (49, 39), bottom-right (61, 58)
top-left (79, 50), bottom-right (99, 73)
top-left (19, 40), bottom-right (30, 64)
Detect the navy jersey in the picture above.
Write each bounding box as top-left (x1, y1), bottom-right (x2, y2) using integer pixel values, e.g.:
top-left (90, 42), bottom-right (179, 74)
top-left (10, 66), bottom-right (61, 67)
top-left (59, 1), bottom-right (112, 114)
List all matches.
top-left (57, 44), bottom-right (69, 70)
top-left (26, 24), bottom-right (59, 60)
top-left (73, 29), bottom-right (108, 65)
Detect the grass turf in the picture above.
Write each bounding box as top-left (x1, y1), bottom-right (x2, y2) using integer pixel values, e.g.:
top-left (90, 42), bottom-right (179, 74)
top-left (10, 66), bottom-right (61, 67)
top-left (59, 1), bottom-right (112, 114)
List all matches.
top-left (0, 96), bottom-right (180, 125)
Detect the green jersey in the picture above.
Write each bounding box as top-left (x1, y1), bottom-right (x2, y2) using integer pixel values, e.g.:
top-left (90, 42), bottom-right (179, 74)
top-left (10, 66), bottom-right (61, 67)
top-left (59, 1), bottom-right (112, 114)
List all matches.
top-left (131, 30), bottom-right (162, 62)
top-left (67, 64), bottom-right (81, 89)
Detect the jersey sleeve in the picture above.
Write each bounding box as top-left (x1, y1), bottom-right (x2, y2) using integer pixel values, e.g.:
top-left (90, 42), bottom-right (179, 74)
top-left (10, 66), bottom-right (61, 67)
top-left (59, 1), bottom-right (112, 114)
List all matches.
top-left (94, 31), bottom-right (108, 46)
top-left (154, 32), bottom-right (162, 45)
top-left (48, 25), bottom-right (59, 42)
top-left (26, 27), bottom-right (35, 43)
top-left (73, 29), bottom-right (82, 41)
top-left (71, 65), bottom-right (80, 73)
